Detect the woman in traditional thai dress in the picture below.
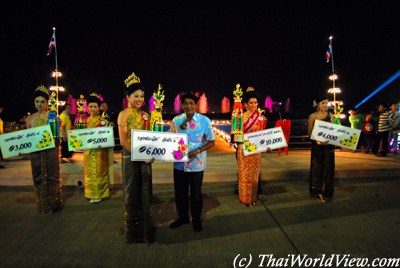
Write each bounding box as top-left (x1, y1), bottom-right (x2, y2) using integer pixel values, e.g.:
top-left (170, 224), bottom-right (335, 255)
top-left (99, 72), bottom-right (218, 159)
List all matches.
top-left (237, 88), bottom-right (267, 206)
top-left (117, 73), bottom-right (154, 243)
top-left (307, 95), bottom-right (335, 203)
top-left (26, 85), bottom-right (62, 215)
top-left (83, 93), bottom-right (110, 204)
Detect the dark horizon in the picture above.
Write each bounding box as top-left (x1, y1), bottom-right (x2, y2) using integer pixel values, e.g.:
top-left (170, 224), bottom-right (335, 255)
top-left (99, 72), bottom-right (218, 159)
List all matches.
top-left (1, 2), bottom-right (399, 122)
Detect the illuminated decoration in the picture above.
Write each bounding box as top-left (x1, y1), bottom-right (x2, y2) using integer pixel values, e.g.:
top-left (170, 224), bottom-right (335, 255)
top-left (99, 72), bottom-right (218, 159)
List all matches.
top-left (75, 95), bottom-right (87, 129)
top-left (230, 83), bottom-right (244, 143)
top-left (355, 70), bottom-right (400, 109)
top-left (150, 84), bottom-right (165, 132)
top-left (326, 35), bottom-right (344, 122)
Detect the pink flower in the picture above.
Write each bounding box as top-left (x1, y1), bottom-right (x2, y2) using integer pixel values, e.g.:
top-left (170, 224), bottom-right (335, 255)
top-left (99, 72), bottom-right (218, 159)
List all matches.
top-left (173, 150), bottom-right (183, 160)
top-left (179, 138), bottom-right (185, 145)
top-left (189, 122), bottom-right (196, 129)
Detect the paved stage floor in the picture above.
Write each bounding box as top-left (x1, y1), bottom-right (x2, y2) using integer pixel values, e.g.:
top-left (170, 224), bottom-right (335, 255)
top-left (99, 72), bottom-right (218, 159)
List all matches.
top-left (0, 138), bottom-right (400, 267)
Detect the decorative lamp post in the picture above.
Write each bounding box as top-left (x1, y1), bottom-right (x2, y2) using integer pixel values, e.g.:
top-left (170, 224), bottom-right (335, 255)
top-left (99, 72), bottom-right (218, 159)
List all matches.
top-left (47, 27), bottom-right (66, 115)
top-left (49, 70), bottom-right (66, 115)
top-left (326, 35), bottom-right (344, 123)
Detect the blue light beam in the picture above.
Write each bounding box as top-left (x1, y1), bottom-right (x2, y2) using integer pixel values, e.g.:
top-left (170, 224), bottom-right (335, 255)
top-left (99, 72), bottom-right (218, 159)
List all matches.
top-left (355, 70), bottom-right (400, 109)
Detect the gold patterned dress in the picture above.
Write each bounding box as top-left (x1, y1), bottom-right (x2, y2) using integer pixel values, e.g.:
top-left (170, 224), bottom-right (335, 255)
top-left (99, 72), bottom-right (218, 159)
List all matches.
top-left (84, 116), bottom-right (110, 200)
top-left (29, 113), bottom-right (62, 214)
top-left (121, 108), bottom-right (154, 243)
top-left (237, 110), bottom-right (267, 205)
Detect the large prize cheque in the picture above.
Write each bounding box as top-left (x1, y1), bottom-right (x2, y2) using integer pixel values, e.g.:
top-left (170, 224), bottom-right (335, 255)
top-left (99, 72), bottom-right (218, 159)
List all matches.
top-left (131, 130), bottom-right (189, 162)
top-left (310, 119), bottom-right (361, 151)
top-left (243, 127), bottom-right (288, 156)
top-left (67, 126), bottom-right (115, 151)
top-left (0, 125), bottom-right (55, 159)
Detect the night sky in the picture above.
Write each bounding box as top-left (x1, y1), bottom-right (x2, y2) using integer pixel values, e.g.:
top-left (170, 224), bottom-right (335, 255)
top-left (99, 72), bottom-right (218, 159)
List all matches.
top-left (1, 1), bottom-right (399, 121)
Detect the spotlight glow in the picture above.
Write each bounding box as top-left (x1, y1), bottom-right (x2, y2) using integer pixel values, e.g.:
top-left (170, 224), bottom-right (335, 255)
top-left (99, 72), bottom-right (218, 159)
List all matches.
top-left (355, 70), bottom-right (400, 109)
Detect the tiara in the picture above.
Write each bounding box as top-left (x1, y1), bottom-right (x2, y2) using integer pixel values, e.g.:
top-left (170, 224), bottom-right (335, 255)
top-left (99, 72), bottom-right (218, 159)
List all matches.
top-left (89, 92), bottom-right (99, 97)
top-left (124, 72), bottom-right (141, 88)
top-left (246, 86), bottom-right (255, 92)
top-left (35, 84), bottom-right (50, 96)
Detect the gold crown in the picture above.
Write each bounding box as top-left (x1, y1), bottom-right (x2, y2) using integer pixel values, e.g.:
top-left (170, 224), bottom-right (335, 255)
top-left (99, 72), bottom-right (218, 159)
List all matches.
top-left (35, 84), bottom-right (50, 96)
top-left (124, 72), bottom-right (141, 88)
top-left (246, 86), bottom-right (255, 92)
top-left (89, 92), bottom-right (99, 97)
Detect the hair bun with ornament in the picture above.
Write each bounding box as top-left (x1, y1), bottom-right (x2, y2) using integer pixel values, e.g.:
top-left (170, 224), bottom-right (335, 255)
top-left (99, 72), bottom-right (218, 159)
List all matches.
top-left (87, 92), bottom-right (101, 106)
top-left (124, 71), bottom-right (144, 96)
top-left (33, 84), bottom-right (50, 100)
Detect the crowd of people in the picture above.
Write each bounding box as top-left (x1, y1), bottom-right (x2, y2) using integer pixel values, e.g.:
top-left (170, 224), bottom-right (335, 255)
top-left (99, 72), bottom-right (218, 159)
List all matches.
top-left (348, 103), bottom-right (399, 156)
top-left (0, 79), bottom-right (399, 243)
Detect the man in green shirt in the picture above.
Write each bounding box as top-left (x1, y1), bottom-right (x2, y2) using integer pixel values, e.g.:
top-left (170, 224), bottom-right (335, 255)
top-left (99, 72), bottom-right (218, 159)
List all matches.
top-left (349, 109), bottom-right (366, 152)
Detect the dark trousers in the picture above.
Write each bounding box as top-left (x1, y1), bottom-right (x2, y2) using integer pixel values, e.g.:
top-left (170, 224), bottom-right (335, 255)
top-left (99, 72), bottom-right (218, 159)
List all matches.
top-left (61, 140), bottom-right (73, 158)
top-left (372, 131), bottom-right (389, 156)
top-left (173, 169), bottom-right (204, 222)
top-left (364, 132), bottom-right (375, 152)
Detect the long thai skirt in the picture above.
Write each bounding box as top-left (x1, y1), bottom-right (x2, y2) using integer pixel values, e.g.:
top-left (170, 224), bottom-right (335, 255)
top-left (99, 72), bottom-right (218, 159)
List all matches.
top-left (237, 144), bottom-right (262, 205)
top-left (84, 148), bottom-right (110, 199)
top-left (30, 147), bottom-right (62, 214)
top-left (121, 150), bottom-right (153, 243)
top-left (309, 141), bottom-right (335, 198)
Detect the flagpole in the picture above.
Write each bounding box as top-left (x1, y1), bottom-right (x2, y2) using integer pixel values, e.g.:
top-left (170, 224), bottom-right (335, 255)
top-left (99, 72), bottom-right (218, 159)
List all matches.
top-left (54, 27), bottom-right (60, 115)
top-left (329, 35), bottom-right (334, 74)
top-left (52, 27), bottom-right (58, 70)
top-left (329, 35), bottom-right (337, 115)
top-left (48, 27), bottom-right (63, 115)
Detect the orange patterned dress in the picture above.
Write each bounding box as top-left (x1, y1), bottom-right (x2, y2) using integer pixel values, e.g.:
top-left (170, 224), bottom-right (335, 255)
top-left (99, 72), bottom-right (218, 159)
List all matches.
top-left (237, 110), bottom-right (267, 205)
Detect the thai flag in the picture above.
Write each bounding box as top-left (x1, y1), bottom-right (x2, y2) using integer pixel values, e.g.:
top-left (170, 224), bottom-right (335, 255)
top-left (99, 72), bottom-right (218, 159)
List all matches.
top-left (326, 44), bottom-right (331, 63)
top-left (47, 33), bottom-right (56, 56)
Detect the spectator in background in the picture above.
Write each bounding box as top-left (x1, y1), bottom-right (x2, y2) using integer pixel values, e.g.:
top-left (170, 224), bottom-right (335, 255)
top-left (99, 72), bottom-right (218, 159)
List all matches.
top-left (59, 104), bottom-right (73, 163)
top-left (363, 112), bottom-right (375, 154)
top-left (100, 101), bottom-right (117, 164)
top-left (348, 108), bottom-right (365, 152)
top-left (372, 103), bottom-right (393, 157)
top-left (100, 101), bottom-right (115, 127)
top-left (371, 104), bottom-right (385, 153)
top-left (0, 106), bottom-right (5, 168)
top-left (389, 103), bottom-right (399, 153)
